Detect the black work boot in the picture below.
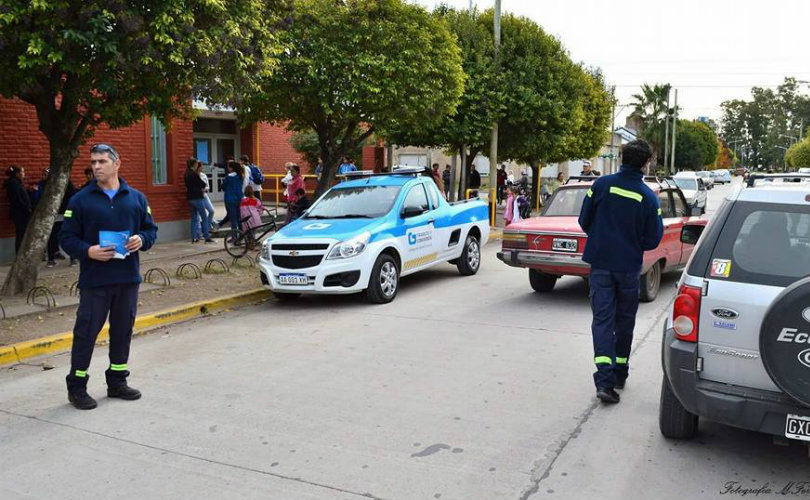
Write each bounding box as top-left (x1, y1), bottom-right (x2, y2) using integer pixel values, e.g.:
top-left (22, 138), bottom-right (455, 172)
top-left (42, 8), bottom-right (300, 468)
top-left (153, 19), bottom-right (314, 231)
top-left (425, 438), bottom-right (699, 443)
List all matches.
top-left (66, 373), bottom-right (97, 410)
top-left (615, 378), bottom-right (627, 390)
top-left (106, 367), bottom-right (141, 400)
top-left (107, 384), bottom-right (142, 400)
top-left (596, 387), bottom-right (621, 404)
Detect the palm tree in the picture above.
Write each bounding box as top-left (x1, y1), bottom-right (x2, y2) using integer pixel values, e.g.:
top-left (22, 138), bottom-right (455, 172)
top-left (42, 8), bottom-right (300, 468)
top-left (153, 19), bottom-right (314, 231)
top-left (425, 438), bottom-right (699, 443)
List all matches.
top-left (630, 83), bottom-right (672, 168)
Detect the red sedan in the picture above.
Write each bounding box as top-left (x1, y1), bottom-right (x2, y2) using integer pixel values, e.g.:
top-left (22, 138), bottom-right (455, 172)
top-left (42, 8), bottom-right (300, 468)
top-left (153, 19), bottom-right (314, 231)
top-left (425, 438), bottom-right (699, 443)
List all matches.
top-left (497, 177), bottom-right (707, 301)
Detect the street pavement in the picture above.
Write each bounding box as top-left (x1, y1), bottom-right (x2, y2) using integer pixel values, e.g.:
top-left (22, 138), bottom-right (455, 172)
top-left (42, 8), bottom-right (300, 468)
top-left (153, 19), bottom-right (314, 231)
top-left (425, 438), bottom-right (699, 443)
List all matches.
top-left (1, 178), bottom-right (808, 500)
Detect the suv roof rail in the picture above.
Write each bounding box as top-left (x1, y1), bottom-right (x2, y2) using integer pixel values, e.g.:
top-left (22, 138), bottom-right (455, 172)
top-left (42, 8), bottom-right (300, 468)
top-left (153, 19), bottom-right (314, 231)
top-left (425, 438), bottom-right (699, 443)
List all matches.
top-left (745, 173), bottom-right (810, 187)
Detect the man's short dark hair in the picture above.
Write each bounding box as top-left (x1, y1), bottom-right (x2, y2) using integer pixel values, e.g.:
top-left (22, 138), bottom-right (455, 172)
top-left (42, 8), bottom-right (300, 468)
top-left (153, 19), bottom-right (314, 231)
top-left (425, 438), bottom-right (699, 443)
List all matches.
top-left (621, 140), bottom-right (653, 169)
top-left (240, 154), bottom-right (250, 163)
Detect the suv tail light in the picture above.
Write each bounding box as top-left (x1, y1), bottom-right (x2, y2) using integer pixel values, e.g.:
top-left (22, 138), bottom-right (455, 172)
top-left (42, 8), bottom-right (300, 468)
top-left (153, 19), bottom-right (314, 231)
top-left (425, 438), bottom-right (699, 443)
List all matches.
top-left (673, 284), bottom-right (702, 342)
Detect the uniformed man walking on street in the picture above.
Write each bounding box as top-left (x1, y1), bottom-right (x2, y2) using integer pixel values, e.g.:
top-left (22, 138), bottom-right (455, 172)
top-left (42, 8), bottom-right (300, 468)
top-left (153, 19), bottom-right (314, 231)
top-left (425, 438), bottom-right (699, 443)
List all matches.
top-left (60, 144), bottom-right (158, 410)
top-left (578, 140), bottom-right (663, 404)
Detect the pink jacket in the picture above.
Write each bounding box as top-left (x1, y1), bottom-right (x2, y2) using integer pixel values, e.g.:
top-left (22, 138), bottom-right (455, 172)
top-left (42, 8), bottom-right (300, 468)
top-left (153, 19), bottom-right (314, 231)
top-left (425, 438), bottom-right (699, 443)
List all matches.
top-left (286, 175), bottom-right (305, 204)
top-left (504, 194), bottom-right (515, 225)
top-left (239, 197), bottom-right (264, 230)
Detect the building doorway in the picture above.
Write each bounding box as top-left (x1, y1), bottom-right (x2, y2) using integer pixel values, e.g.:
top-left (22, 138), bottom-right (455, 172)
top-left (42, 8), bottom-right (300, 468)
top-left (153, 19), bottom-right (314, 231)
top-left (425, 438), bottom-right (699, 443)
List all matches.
top-left (193, 117), bottom-right (240, 202)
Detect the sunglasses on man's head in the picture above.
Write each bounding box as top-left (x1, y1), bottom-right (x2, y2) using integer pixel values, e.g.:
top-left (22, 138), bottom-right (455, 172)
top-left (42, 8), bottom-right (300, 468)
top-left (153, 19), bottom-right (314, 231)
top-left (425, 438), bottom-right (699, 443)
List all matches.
top-left (90, 143), bottom-right (120, 160)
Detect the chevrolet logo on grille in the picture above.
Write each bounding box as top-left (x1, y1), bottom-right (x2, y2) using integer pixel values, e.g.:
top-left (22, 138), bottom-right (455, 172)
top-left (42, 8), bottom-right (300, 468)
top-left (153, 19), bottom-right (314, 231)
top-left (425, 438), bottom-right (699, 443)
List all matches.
top-left (288, 250), bottom-right (299, 257)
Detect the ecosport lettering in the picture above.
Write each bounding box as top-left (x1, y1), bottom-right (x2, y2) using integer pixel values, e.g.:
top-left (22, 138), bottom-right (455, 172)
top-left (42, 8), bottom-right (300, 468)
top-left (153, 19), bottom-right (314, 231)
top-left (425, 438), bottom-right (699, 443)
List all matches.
top-left (776, 328), bottom-right (810, 344)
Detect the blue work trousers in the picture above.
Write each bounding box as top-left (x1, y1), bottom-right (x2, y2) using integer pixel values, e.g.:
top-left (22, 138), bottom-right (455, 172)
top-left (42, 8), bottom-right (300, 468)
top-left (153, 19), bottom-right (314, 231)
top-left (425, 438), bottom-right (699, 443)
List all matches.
top-left (589, 268), bottom-right (640, 390)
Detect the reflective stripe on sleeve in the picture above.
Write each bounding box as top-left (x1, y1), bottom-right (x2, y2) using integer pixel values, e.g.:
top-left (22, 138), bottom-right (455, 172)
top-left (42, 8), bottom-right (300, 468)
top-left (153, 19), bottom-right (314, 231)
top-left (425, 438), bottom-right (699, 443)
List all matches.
top-left (64, 210), bottom-right (73, 218)
top-left (147, 206), bottom-right (152, 215)
top-left (609, 186), bottom-right (643, 202)
top-left (594, 356), bottom-right (613, 365)
top-left (657, 208), bottom-right (662, 216)
top-left (586, 188), bottom-right (593, 198)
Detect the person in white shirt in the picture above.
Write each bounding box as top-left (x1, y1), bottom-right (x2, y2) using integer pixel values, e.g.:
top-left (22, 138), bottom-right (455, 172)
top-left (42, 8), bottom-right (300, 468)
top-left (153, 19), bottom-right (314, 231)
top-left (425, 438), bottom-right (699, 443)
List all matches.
top-left (196, 161), bottom-right (215, 231)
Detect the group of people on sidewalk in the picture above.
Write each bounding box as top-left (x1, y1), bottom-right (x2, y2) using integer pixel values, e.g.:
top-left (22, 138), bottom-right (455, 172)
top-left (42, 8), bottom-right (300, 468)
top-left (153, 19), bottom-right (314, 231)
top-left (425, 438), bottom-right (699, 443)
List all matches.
top-left (3, 164), bottom-right (97, 267)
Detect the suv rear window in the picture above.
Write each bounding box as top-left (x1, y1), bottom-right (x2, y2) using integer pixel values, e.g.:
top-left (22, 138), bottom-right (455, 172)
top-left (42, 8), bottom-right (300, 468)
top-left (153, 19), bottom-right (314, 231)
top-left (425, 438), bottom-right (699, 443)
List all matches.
top-left (706, 202), bottom-right (810, 287)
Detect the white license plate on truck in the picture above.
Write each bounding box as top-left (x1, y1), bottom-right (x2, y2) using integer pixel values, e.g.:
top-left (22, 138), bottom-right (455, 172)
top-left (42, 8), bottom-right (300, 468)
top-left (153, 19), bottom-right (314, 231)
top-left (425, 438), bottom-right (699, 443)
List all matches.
top-left (552, 238), bottom-right (578, 252)
top-left (785, 414), bottom-right (810, 442)
top-left (278, 273), bottom-right (308, 285)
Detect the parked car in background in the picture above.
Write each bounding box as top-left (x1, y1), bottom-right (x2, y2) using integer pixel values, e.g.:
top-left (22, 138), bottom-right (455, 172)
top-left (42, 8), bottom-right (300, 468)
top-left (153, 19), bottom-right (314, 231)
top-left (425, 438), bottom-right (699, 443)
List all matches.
top-left (696, 171), bottom-right (715, 190)
top-left (711, 169), bottom-right (732, 184)
top-left (660, 174), bottom-right (810, 442)
top-left (672, 172), bottom-right (708, 214)
top-left (497, 177), bottom-right (706, 302)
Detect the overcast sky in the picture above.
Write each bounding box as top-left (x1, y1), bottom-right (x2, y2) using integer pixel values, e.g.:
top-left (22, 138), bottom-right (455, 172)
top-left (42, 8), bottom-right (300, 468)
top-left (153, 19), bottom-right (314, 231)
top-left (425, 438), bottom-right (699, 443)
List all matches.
top-left (412, 0), bottom-right (810, 125)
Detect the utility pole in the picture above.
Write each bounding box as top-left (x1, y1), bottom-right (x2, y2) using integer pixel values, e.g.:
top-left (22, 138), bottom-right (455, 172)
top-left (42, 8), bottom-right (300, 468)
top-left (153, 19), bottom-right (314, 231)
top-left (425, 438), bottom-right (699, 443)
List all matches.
top-left (663, 88), bottom-right (671, 175)
top-left (609, 88), bottom-right (617, 175)
top-left (669, 89), bottom-right (678, 173)
top-left (488, 0), bottom-right (501, 223)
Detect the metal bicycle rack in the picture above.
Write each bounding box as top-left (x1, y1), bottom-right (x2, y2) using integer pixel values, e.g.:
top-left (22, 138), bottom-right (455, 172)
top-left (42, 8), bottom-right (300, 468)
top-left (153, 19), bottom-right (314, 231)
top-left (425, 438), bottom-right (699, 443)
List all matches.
top-left (26, 286), bottom-right (57, 310)
top-left (144, 268), bottom-right (171, 287)
top-left (175, 262), bottom-right (203, 279)
top-left (231, 255), bottom-right (255, 268)
top-left (204, 258), bottom-right (230, 274)
top-left (69, 280), bottom-right (80, 297)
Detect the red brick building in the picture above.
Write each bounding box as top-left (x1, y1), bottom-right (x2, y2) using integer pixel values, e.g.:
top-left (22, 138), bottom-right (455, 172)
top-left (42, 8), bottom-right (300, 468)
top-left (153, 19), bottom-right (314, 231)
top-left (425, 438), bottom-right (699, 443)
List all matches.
top-left (0, 98), bottom-right (312, 263)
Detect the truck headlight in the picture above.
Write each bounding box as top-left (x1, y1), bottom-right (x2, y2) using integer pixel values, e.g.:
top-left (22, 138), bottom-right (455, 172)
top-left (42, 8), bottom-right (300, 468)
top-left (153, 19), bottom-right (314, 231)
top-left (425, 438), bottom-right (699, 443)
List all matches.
top-left (327, 232), bottom-right (370, 260)
top-left (261, 240), bottom-right (271, 261)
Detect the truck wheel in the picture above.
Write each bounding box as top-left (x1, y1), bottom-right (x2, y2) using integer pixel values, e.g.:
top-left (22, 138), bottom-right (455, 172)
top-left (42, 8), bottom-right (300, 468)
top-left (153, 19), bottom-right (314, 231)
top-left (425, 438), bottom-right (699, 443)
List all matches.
top-left (367, 254), bottom-right (399, 304)
top-left (640, 261), bottom-right (661, 302)
top-left (529, 269), bottom-right (557, 292)
top-left (456, 234), bottom-right (481, 276)
top-left (659, 375), bottom-right (698, 439)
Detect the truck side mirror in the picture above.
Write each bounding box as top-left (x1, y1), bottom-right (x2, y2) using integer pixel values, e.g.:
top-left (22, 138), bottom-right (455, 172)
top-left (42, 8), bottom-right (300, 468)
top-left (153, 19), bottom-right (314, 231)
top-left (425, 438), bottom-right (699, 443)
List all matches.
top-left (681, 224), bottom-right (705, 245)
top-left (401, 206), bottom-right (426, 218)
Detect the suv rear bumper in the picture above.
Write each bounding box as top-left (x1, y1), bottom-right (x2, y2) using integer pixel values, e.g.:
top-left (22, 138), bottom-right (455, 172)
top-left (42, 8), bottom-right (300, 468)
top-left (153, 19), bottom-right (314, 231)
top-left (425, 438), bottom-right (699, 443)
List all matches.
top-left (662, 325), bottom-right (810, 438)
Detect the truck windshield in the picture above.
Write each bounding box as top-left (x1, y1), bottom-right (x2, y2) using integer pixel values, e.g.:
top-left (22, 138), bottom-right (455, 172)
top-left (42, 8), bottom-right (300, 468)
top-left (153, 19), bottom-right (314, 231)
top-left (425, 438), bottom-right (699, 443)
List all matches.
top-left (305, 186), bottom-right (402, 219)
top-left (542, 187), bottom-right (589, 216)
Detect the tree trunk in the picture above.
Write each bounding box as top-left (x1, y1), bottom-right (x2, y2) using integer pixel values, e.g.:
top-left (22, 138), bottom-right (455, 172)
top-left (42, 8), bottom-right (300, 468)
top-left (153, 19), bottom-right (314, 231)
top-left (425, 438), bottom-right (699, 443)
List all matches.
top-left (529, 159), bottom-right (540, 212)
top-left (1, 142), bottom-right (79, 296)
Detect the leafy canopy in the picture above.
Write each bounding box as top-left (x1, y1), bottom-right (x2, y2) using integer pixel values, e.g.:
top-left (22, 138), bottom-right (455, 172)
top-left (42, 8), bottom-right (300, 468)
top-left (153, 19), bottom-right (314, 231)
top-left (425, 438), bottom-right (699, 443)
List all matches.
top-left (239, 0), bottom-right (464, 194)
top-left (674, 120), bottom-right (718, 170)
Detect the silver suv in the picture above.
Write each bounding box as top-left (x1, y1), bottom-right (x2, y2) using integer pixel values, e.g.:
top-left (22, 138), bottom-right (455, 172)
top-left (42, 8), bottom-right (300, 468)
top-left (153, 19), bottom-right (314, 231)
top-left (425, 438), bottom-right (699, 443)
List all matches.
top-left (660, 174), bottom-right (810, 442)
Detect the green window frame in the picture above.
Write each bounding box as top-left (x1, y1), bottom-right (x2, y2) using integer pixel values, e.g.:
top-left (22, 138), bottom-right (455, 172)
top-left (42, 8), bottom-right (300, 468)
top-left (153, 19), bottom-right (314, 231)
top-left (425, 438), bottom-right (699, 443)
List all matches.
top-left (150, 116), bottom-right (168, 185)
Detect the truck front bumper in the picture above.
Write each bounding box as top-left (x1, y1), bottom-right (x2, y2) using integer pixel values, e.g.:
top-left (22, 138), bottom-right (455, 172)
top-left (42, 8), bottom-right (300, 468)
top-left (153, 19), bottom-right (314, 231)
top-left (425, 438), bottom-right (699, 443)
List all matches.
top-left (258, 252), bottom-right (374, 295)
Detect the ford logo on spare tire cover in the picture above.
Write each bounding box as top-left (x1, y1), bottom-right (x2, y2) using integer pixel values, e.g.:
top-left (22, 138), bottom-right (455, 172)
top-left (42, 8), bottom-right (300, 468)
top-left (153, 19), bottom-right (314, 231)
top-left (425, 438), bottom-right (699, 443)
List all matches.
top-left (760, 277), bottom-right (810, 407)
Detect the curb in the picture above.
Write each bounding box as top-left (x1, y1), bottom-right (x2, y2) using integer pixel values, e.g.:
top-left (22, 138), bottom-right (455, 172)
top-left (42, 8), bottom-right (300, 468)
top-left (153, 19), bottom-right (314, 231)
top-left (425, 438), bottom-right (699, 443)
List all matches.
top-left (0, 288), bottom-right (272, 367)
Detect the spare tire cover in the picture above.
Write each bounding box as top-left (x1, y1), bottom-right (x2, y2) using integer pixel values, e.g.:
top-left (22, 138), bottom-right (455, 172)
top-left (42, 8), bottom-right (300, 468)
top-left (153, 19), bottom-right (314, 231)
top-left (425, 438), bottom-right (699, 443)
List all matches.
top-left (760, 276), bottom-right (810, 407)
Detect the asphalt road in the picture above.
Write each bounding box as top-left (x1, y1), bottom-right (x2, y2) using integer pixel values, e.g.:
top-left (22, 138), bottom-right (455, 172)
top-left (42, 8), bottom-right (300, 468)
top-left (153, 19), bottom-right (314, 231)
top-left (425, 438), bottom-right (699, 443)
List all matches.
top-left (1, 177), bottom-right (807, 500)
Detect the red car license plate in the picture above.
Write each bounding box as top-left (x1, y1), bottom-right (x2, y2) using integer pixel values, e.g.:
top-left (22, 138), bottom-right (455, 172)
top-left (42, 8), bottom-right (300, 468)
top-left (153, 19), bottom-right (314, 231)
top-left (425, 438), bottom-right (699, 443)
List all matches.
top-left (552, 238), bottom-right (578, 253)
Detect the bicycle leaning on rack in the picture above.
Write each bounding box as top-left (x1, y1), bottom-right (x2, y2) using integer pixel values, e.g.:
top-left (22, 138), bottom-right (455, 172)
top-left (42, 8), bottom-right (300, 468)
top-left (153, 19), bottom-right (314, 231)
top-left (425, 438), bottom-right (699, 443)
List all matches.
top-left (224, 208), bottom-right (279, 258)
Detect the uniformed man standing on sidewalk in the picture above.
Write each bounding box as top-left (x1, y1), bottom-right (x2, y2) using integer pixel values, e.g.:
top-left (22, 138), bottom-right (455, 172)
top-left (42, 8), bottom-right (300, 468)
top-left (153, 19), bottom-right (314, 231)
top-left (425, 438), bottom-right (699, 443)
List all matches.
top-left (578, 140), bottom-right (663, 404)
top-left (60, 144), bottom-right (158, 410)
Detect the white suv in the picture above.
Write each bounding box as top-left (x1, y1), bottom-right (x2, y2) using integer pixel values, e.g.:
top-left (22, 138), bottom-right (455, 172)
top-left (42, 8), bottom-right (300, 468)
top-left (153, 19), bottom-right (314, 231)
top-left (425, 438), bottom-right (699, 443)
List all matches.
top-left (660, 174), bottom-right (810, 442)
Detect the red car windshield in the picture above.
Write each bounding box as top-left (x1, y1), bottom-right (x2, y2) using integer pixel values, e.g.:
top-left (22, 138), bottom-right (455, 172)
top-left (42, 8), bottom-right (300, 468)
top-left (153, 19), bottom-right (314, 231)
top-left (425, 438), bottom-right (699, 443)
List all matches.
top-left (543, 186), bottom-right (589, 216)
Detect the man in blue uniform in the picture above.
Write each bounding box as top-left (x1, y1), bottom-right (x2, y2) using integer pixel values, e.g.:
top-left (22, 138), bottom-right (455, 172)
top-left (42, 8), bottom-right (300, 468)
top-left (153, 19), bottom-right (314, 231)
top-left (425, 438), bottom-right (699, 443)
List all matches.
top-left (578, 140), bottom-right (663, 404)
top-left (60, 144), bottom-right (158, 410)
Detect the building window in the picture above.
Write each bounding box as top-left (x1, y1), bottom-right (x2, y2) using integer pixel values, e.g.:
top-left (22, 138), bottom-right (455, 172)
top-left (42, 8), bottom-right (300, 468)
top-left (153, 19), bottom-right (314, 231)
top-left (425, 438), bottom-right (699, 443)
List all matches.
top-left (150, 116), bottom-right (168, 185)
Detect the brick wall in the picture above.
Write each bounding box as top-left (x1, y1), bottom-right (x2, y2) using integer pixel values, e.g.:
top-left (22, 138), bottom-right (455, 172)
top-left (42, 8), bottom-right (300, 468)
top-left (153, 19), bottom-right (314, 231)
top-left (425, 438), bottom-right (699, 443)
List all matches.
top-left (0, 97), bottom-right (192, 238)
top-left (257, 122), bottom-right (308, 175)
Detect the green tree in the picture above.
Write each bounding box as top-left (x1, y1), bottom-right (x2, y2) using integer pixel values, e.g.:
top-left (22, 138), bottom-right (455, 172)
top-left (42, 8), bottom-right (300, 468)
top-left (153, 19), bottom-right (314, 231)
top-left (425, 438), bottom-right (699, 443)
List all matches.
top-left (721, 77), bottom-right (810, 170)
top-left (0, 0), bottom-right (288, 295)
top-left (383, 7), bottom-right (500, 200)
top-left (786, 139), bottom-right (810, 168)
top-left (674, 120), bottom-right (718, 170)
top-left (289, 129), bottom-right (369, 172)
top-left (630, 83), bottom-right (672, 168)
top-left (240, 0), bottom-right (465, 198)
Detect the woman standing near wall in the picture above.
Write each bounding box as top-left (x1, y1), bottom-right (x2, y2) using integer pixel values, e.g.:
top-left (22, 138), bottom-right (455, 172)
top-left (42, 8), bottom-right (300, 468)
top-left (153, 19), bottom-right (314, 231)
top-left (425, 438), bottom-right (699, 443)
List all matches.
top-left (4, 166), bottom-right (32, 254)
